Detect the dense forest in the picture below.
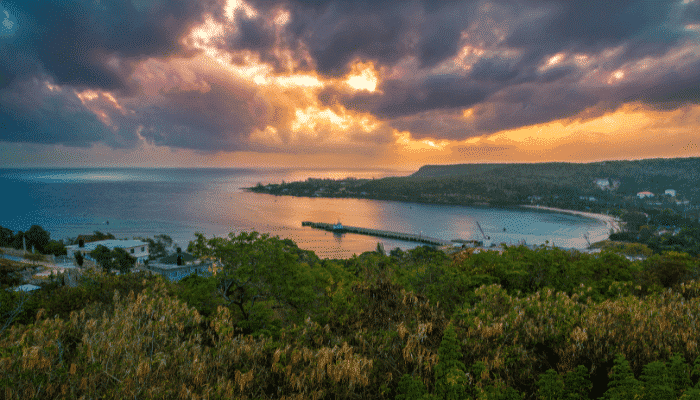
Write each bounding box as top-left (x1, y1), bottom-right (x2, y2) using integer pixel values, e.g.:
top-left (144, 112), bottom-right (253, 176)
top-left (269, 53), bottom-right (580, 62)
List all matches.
top-left (3, 231), bottom-right (700, 399)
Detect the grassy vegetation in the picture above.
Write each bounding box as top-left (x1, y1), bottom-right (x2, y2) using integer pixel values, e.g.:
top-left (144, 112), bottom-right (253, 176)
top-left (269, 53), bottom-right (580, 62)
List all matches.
top-left (2, 232), bottom-right (700, 399)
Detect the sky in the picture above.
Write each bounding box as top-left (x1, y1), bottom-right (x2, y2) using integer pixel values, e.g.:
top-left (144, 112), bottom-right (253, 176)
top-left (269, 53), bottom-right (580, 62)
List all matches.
top-left (1, 0), bottom-right (700, 170)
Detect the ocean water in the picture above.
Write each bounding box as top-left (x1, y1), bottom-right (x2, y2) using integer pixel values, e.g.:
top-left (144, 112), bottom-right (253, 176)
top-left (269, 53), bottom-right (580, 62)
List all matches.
top-left (0, 168), bottom-right (610, 258)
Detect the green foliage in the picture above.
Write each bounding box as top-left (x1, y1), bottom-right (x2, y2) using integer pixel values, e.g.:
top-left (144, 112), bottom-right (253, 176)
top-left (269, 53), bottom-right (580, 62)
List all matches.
top-left (44, 240), bottom-right (67, 256)
top-left (137, 234), bottom-right (173, 259)
top-left (90, 245), bottom-right (114, 272)
top-left (445, 245), bottom-right (639, 304)
top-left (89, 246), bottom-right (135, 274)
top-left (10, 230), bottom-right (24, 250)
top-left (177, 274), bottom-right (222, 317)
top-left (535, 369), bottom-right (565, 400)
top-left (111, 248), bottom-right (136, 274)
top-left (667, 354), bottom-right (693, 397)
top-left (24, 225), bottom-right (51, 253)
top-left (639, 251), bottom-right (696, 290)
top-left (434, 324), bottom-right (468, 400)
top-left (4, 230), bottom-right (700, 399)
top-left (603, 354), bottom-right (641, 400)
top-left (396, 374), bottom-right (429, 400)
top-left (563, 365), bottom-right (592, 400)
top-left (188, 232), bottom-right (329, 334)
top-left (639, 360), bottom-right (674, 400)
top-left (0, 226), bottom-right (14, 247)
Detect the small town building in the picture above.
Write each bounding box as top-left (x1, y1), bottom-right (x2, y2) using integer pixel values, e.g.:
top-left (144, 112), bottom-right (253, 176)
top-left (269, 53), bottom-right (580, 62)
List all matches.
top-left (637, 191), bottom-right (654, 199)
top-left (66, 239), bottom-right (149, 264)
top-left (147, 253), bottom-right (213, 282)
top-left (665, 189), bottom-right (677, 197)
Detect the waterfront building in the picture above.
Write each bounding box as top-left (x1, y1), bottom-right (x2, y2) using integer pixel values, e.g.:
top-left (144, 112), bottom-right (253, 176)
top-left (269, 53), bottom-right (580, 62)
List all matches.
top-left (66, 239), bottom-right (149, 264)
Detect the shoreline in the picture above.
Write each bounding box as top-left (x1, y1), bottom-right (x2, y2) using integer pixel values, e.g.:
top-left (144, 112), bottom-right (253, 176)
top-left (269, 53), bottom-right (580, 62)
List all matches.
top-left (520, 205), bottom-right (622, 233)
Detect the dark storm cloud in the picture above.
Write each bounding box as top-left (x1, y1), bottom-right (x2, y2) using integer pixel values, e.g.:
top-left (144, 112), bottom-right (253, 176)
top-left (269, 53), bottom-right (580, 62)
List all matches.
top-left (0, 79), bottom-right (138, 147)
top-left (335, 75), bottom-right (490, 118)
top-left (136, 77), bottom-right (269, 152)
top-left (503, 0), bottom-right (683, 61)
top-left (226, 0), bottom-right (478, 74)
top-left (3, 0), bottom-right (700, 152)
top-left (234, 0), bottom-right (700, 133)
top-left (0, 0), bottom-right (220, 91)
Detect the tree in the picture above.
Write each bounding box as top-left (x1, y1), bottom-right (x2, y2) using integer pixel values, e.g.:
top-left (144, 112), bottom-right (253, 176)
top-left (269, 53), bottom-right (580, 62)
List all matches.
top-left (188, 232), bottom-right (317, 331)
top-left (74, 251), bottom-right (84, 267)
top-left (434, 323), bottom-right (468, 400)
top-left (44, 240), bottom-right (67, 256)
top-left (144, 234), bottom-right (174, 259)
top-left (24, 225), bottom-right (50, 253)
top-left (112, 248), bottom-right (136, 274)
top-left (0, 226), bottom-right (13, 247)
top-left (11, 231), bottom-right (24, 250)
top-left (90, 245), bottom-right (114, 272)
top-left (639, 361), bottom-right (675, 400)
top-left (563, 365), bottom-right (592, 400)
top-left (667, 355), bottom-right (692, 398)
top-left (396, 374), bottom-right (431, 400)
top-left (536, 369), bottom-right (565, 400)
top-left (177, 274), bottom-right (222, 317)
top-left (603, 354), bottom-right (641, 400)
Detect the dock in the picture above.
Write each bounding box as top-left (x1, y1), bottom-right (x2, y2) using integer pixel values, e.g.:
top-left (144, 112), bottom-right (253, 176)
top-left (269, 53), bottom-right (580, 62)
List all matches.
top-left (302, 221), bottom-right (454, 246)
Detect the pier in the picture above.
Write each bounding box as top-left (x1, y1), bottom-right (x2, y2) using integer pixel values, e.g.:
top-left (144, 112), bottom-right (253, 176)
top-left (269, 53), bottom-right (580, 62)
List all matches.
top-left (302, 221), bottom-right (454, 247)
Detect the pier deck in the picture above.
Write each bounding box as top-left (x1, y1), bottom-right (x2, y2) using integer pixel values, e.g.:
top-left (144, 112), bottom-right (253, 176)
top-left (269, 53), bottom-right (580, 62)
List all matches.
top-left (302, 221), bottom-right (454, 246)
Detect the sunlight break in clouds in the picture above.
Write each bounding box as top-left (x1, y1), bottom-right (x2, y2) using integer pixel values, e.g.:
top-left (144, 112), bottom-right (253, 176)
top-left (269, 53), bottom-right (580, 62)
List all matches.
top-left (1, 0), bottom-right (700, 167)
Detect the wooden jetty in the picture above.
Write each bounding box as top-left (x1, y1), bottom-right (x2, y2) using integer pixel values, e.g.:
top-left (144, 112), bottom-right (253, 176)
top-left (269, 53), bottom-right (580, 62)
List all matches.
top-left (302, 221), bottom-right (454, 246)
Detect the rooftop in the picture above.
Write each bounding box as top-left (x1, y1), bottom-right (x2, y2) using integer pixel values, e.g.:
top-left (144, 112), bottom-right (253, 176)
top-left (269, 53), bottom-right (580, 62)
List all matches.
top-left (13, 284), bottom-right (41, 292)
top-left (67, 239), bottom-right (147, 251)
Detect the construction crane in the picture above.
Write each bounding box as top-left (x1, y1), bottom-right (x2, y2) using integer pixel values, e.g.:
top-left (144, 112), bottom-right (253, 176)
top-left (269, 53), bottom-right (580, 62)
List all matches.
top-left (475, 221), bottom-right (490, 240)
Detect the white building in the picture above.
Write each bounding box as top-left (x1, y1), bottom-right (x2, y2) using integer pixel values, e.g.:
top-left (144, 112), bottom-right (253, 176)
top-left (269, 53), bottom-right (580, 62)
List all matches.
top-left (66, 240), bottom-right (149, 264)
top-left (665, 189), bottom-right (677, 197)
top-left (637, 191), bottom-right (654, 199)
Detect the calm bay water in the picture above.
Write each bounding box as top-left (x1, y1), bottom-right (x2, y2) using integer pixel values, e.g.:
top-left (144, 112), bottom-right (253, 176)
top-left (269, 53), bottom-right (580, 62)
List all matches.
top-left (0, 168), bottom-right (610, 258)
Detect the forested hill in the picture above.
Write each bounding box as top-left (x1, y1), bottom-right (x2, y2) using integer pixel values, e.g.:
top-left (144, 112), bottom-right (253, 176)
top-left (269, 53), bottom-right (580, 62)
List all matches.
top-left (252, 157), bottom-right (700, 211)
top-left (412, 158), bottom-right (700, 193)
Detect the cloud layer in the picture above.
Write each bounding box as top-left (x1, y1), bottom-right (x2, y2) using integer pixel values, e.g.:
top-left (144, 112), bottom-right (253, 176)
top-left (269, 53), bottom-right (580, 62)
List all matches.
top-left (1, 0), bottom-right (700, 164)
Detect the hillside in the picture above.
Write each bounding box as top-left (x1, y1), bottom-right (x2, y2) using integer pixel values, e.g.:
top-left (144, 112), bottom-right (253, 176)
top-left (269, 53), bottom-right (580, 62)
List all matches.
top-left (411, 158), bottom-right (700, 200)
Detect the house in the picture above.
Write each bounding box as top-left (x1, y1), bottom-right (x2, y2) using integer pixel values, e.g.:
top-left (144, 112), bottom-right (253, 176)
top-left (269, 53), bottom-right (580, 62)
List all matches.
top-left (66, 239), bottom-right (149, 264)
top-left (147, 251), bottom-right (212, 282)
top-left (665, 189), bottom-right (677, 197)
top-left (637, 191), bottom-right (654, 199)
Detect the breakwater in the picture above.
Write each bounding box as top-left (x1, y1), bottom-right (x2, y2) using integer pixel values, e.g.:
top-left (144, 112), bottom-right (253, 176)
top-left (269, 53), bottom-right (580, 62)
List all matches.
top-left (302, 221), bottom-right (454, 246)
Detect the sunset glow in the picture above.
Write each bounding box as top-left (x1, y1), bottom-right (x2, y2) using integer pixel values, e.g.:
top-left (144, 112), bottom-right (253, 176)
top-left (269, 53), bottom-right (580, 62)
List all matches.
top-left (1, 0), bottom-right (699, 168)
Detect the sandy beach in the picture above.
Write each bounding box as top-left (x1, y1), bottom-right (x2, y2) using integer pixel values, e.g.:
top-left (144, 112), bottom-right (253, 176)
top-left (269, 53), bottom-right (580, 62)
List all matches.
top-left (521, 205), bottom-right (622, 233)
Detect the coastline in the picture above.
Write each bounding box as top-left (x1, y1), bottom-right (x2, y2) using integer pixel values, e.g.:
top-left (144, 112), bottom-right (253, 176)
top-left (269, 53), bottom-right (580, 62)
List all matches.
top-left (520, 205), bottom-right (622, 233)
